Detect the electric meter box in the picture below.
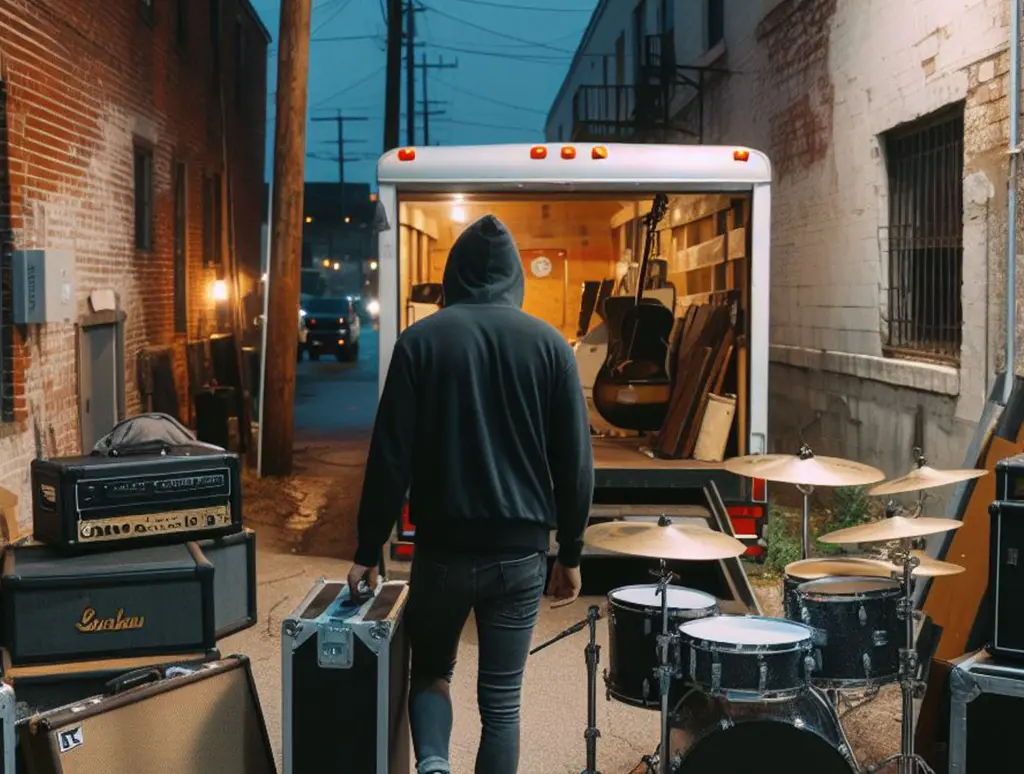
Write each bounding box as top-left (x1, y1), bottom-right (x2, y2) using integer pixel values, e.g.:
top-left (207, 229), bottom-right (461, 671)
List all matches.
top-left (12, 249), bottom-right (76, 324)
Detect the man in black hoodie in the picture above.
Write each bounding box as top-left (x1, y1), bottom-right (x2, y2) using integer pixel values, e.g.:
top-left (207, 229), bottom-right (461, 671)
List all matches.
top-left (348, 214), bottom-right (594, 774)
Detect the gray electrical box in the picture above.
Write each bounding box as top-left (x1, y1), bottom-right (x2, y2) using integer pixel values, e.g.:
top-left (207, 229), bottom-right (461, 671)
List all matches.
top-left (12, 249), bottom-right (76, 324)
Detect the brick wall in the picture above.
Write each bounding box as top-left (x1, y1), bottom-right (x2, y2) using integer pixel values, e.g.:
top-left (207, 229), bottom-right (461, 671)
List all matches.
top-left (0, 0), bottom-right (269, 530)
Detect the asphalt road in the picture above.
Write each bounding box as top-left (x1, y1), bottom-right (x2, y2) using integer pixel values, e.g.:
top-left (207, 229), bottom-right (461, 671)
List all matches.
top-left (293, 327), bottom-right (380, 440)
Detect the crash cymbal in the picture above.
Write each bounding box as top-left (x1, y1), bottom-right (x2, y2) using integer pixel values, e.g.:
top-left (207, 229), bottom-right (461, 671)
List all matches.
top-left (819, 516), bottom-right (961, 545)
top-left (584, 521), bottom-right (747, 561)
top-left (784, 556), bottom-right (896, 580)
top-left (906, 550), bottom-right (966, 578)
top-left (868, 465), bottom-right (988, 496)
top-left (724, 452), bottom-right (885, 488)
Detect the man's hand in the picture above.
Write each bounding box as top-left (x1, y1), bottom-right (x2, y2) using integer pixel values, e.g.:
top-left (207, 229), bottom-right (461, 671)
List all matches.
top-left (546, 560), bottom-right (582, 608)
top-left (346, 563), bottom-right (379, 603)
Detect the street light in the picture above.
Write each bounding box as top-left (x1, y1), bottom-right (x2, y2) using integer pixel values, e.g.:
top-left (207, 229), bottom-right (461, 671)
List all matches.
top-left (369, 260), bottom-right (378, 271)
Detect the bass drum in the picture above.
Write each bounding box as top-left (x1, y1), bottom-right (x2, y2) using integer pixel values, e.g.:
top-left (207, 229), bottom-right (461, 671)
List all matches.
top-left (671, 687), bottom-right (859, 774)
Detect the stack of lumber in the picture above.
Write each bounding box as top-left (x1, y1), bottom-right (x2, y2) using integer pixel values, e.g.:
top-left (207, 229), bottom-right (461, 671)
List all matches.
top-left (654, 303), bottom-right (736, 459)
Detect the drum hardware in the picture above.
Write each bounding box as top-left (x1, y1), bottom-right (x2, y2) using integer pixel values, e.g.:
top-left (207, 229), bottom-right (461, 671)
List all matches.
top-left (529, 604), bottom-right (605, 774)
top-left (653, 559), bottom-right (680, 774)
top-left (724, 444), bottom-right (885, 559)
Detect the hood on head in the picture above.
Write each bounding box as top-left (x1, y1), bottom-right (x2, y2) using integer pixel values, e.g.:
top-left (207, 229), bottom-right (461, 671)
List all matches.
top-left (442, 214), bottom-right (524, 307)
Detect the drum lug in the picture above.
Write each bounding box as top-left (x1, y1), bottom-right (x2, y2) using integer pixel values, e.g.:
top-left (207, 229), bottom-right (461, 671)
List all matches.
top-left (758, 656), bottom-right (768, 694)
top-left (872, 630), bottom-right (889, 647)
top-left (711, 655), bottom-right (723, 696)
top-left (862, 652), bottom-right (872, 679)
top-left (858, 605), bottom-right (868, 627)
top-left (799, 603), bottom-right (811, 626)
top-left (804, 654), bottom-right (817, 679)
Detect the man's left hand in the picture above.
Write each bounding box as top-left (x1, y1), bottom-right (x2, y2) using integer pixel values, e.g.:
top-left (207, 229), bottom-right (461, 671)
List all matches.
top-left (347, 563), bottom-right (379, 602)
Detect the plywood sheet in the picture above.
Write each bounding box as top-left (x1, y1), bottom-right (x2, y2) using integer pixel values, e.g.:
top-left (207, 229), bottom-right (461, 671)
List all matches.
top-left (923, 436), bottom-right (1021, 660)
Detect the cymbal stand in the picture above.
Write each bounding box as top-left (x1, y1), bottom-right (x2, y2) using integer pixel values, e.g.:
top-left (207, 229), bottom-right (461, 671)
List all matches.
top-left (651, 559), bottom-right (679, 774)
top-left (528, 605), bottom-right (604, 774)
top-left (865, 541), bottom-right (936, 774)
top-left (795, 443), bottom-right (817, 559)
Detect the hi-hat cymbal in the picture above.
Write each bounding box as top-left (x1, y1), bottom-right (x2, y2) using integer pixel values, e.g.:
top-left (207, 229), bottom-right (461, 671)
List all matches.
top-left (906, 550), bottom-right (966, 578)
top-left (819, 516), bottom-right (961, 545)
top-left (724, 453), bottom-right (885, 488)
top-left (868, 465), bottom-right (988, 496)
top-left (584, 521), bottom-right (747, 561)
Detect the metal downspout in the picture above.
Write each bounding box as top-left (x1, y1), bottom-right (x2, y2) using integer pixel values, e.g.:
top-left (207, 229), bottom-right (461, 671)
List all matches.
top-left (1006, 0), bottom-right (1021, 403)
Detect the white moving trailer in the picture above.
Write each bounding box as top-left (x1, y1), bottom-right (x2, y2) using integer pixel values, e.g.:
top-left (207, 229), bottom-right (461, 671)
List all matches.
top-left (375, 143), bottom-right (771, 611)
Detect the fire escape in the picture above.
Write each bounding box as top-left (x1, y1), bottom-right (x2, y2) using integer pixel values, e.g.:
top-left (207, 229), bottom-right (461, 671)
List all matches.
top-left (571, 31), bottom-right (725, 144)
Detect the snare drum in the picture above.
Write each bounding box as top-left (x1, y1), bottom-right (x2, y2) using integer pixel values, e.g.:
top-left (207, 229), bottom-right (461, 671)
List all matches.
top-left (782, 558), bottom-right (894, 621)
top-left (794, 575), bottom-right (902, 689)
top-left (605, 584), bottom-right (718, 708)
top-left (677, 615), bottom-right (817, 700)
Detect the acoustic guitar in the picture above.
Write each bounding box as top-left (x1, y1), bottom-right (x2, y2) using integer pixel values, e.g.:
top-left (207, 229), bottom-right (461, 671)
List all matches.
top-left (591, 194), bottom-right (674, 431)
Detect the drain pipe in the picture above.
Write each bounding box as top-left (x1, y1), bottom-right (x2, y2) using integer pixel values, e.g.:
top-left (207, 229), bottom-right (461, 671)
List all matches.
top-left (1006, 0), bottom-right (1021, 404)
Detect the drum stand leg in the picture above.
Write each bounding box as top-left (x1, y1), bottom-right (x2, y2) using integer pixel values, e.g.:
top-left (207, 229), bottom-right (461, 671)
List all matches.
top-left (653, 559), bottom-right (679, 774)
top-left (796, 483), bottom-right (814, 560)
top-left (866, 541), bottom-right (936, 774)
top-left (582, 604), bottom-right (602, 774)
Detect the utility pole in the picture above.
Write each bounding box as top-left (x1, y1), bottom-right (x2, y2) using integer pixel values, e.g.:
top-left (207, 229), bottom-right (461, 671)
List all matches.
top-left (417, 100), bottom-right (447, 146)
top-left (311, 111), bottom-right (368, 186)
top-left (415, 55), bottom-right (458, 146)
top-left (405, 0), bottom-right (417, 146)
top-left (383, 0), bottom-right (403, 151)
top-left (262, 0), bottom-right (312, 478)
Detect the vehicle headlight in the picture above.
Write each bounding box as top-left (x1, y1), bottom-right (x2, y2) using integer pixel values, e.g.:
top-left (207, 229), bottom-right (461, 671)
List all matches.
top-left (299, 309), bottom-right (307, 318)
top-left (366, 299), bottom-right (380, 318)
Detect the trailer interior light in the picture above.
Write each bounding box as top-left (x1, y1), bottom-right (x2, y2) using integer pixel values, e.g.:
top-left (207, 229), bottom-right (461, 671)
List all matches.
top-left (530, 146), bottom-right (547, 160)
top-left (561, 146), bottom-right (576, 159)
top-left (592, 146), bottom-right (608, 159)
top-left (397, 148), bottom-right (416, 161)
top-left (733, 149), bottom-right (751, 162)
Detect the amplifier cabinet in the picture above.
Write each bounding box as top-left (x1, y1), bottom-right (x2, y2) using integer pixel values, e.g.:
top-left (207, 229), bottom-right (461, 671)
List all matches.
top-left (18, 655), bottom-right (275, 774)
top-left (193, 528), bottom-right (257, 639)
top-left (30, 447), bottom-right (242, 552)
top-left (1, 542), bottom-right (216, 666)
top-left (949, 650), bottom-right (1024, 773)
top-left (282, 579), bottom-right (410, 774)
top-left (988, 500), bottom-right (1024, 658)
top-left (996, 452), bottom-right (1024, 500)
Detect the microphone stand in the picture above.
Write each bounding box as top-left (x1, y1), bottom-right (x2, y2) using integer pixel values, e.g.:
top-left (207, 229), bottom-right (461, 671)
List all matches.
top-left (530, 604), bottom-right (604, 774)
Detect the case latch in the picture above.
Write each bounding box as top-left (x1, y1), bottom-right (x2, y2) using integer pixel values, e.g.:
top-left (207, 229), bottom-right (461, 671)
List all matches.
top-left (317, 622), bottom-right (354, 669)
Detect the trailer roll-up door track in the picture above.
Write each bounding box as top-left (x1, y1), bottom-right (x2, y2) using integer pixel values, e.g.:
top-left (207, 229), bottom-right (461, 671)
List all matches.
top-left (376, 143), bottom-right (771, 613)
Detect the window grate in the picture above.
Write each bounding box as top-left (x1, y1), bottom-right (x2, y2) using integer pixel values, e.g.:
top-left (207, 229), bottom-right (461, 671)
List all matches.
top-left (884, 104), bottom-right (964, 363)
top-left (134, 144), bottom-right (154, 252)
top-left (173, 162), bottom-right (187, 334)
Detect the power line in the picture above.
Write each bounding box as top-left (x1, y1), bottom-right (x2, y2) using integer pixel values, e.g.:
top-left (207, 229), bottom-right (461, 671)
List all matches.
top-left (446, 0), bottom-right (594, 11)
top-left (413, 40), bottom-right (571, 62)
top-left (311, 0), bottom-right (354, 37)
top-left (433, 75), bottom-right (547, 115)
top-left (434, 117), bottom-right (541, 134)
top-left (310, 65), bottom-right (386, 109)
top-left (421, 3), bottom-right (576, 54)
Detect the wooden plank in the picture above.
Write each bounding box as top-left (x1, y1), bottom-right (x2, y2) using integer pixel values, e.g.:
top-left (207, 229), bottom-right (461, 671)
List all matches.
top-left (657, 347), bottom-right (713, 458)
top-left (712, 343), bottom-right (735, 395)
top-left (682, 328), bottom-right (736, 459)
top-left (736, 345), bottom-right (748, 456)
top-left (675, 234), bottom-right (726, 272)
top-left (922, 436), bottom-right (1020, 660)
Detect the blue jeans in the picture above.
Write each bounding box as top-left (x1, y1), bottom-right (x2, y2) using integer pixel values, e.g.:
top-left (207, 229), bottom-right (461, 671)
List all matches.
top-left (405, 550), bottom-right (547, 774)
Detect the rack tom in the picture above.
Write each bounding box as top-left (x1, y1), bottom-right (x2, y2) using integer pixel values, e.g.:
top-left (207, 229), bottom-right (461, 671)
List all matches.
top-left (605, 584), bottom-right (718, 709)
top-left (794, 576), bottom-right (902, 689)
top-left (782, 558), bottom-right (894, 621)
top-left (677, 615), bottom-right (817, 700)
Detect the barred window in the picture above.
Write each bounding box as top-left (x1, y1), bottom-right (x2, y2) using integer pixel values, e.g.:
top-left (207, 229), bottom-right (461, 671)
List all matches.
top-left (0, 79), bottom-right (11, 421)
top-left (884, 104), bottom-right (964, 363)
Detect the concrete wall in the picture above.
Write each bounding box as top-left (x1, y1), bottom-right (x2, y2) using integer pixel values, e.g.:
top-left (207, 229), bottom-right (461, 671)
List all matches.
top-left (547, 0), bottom-right (1014, 488)
top-left (0, 0), bottom-right (269, 530)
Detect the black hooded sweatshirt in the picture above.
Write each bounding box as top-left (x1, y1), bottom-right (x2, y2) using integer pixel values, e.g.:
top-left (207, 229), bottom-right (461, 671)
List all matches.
top-left (353, 214), bottom-right (594, 568)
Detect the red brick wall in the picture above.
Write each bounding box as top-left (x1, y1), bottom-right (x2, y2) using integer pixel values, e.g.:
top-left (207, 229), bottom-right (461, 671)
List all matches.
top-left (0, 0), bottom-right (269, 530)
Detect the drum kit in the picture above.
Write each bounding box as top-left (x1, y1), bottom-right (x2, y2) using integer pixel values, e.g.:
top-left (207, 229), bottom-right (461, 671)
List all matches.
top-left (530, 446), bottom-right (986, 774)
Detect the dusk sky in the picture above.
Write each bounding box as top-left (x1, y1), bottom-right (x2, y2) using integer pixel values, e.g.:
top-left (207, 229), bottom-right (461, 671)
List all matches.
top-left (249, 0), bottom-right (600, 186)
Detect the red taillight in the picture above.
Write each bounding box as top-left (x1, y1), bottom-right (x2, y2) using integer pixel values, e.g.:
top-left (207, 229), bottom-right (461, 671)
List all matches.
top-left (397, 147), bottom-right (416, 161)
top-left (530, 146), bottom-right (547, 159)
top-left (561, 146), bottom-right (576, 159)
top-left (733, 148), bottom-right (750, 162)
top-left (730, 517), bottom-right (757, 536)
top-left (391, 542), bottom-right (415, 560)
top-left (751, 478), bottom-right (767, 502)
top-left (399, 502), bottom-right (415, 539)
top-left (592, 145), bottom-right (608, 159)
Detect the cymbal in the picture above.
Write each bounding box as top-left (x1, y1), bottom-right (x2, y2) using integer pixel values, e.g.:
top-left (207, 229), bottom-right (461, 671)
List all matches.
top-left (818, 516), bottom-right (961, 545)
top-left (868, 465), bottom-right (988, 496)
top-left (905, 550), bottom-right (966, 578)
top-left (724, 454), bottom-right (886, 488)
top-left (584, 521), bottom-right (747, 561)
top-left (784, 557), bottom-right (895, 580)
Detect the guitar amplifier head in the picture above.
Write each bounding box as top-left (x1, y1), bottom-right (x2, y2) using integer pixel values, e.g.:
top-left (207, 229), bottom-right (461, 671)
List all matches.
top-left (995, 453), bottom-right (1024, 500)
